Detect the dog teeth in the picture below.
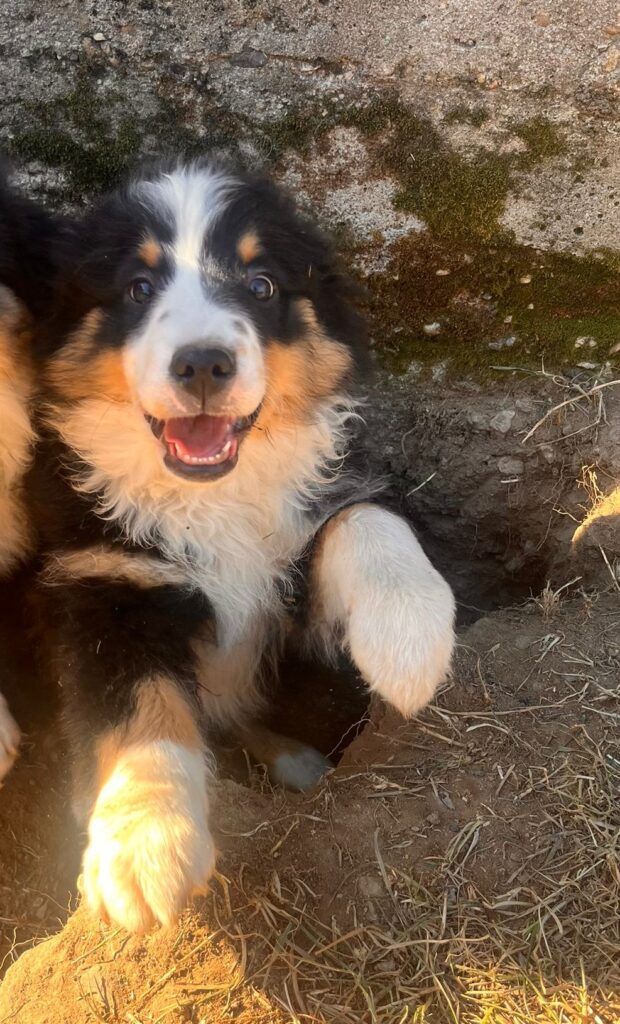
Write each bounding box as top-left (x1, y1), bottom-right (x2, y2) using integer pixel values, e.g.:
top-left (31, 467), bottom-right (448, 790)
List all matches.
top-left (176, 439), bottom-right (233, 465)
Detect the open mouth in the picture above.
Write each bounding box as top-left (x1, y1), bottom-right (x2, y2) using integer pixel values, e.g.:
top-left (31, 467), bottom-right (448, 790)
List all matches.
top-left (146, 409), bottom-right (260, 481)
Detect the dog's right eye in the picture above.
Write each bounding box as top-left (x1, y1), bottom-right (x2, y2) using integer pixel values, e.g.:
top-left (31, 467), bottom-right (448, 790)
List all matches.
top-left (128, 278), bottom-right (155, 304)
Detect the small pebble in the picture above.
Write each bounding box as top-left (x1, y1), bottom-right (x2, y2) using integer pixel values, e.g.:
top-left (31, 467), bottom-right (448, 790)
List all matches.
top-left (358, 875), bottom-right (384, 898)
top-left (467, 410), bottom-right (488, 429)
top-left (574, 335), bottom-right (597, 349)
top-left (230, 47), bottom-right (267, 67)
top-left (519, 274), bottom-right (532, 284)
top-left (527, 302), bottom-right (534, 309)
top-left (436, 268), bottom-right (450, 276)
top-left (423, 321), bottom-right (441, 336)
top-left (490, 409), bottom-right (516, 433)
top-left (498, 456), bottom-right (524, 475)
top-left (488, 335), bottom-right (516, 351)
top-left (93, 32), bottom-right (106, 41)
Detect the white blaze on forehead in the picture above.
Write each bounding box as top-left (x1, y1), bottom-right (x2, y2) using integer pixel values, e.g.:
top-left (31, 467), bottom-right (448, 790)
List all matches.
top-left (126, 165), bottom-right (265, 418)
top-left (134, 164), bottom-right (236, 268)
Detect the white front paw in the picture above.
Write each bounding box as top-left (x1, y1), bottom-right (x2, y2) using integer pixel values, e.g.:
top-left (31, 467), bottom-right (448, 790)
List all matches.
top-left (348, 579), bottom-right (455, 718)
top-left (0, 694), bottom-right (20, 781)
top-left (81, 742), bottom-right (215, 933)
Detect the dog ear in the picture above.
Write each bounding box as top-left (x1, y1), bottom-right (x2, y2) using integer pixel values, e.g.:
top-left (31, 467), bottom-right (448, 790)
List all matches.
top-left (0, 161), bottom-right (64, 318)
top-left (292, 217), bottom-right (371, 375)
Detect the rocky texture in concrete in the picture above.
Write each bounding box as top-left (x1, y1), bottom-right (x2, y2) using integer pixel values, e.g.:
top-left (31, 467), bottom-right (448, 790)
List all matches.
top-left (1, 0), bottom-right (618, 597)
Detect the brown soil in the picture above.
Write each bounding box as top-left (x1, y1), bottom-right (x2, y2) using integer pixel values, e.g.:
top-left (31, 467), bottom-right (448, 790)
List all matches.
top-left (0, 588), bottom-right (619, 1023)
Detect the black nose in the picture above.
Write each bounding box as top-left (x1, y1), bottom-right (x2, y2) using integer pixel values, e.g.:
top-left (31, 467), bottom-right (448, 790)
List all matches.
top-left (170, 346), bottom-right (236, 400)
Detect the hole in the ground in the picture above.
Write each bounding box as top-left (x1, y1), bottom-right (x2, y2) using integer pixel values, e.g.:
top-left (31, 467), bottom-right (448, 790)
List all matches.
top-left (416, 521), bottom-right (553, 626)
top-left (217, 652), bottom-right (371, 786)
top-left (266, 652), bottom-right (371, 763)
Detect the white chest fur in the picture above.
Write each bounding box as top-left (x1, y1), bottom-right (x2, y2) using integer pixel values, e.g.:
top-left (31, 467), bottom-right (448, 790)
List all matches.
top-left (57, 395), bottom-right (356, 645)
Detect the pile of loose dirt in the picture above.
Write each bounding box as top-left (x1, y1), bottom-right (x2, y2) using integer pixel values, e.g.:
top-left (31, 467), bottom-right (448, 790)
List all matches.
top-left (0, 589), bottom-right (619, 1023)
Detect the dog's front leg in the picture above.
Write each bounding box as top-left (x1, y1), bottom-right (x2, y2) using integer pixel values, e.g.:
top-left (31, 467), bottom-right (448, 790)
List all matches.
top-left (310, 504), bottom-right (456, 717)
top-left (48, 553), bottom-right (217, 933)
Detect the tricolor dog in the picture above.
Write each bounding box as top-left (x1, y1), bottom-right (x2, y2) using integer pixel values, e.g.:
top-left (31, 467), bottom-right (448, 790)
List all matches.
top-left (22, 161), bottom-right (455, 933)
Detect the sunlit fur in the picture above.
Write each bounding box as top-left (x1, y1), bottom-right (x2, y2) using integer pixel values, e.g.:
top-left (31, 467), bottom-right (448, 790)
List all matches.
top-left (0, 170), bottom-right (61, 784)
top-left (310, 505), bottom-right (456, 716)
top-left (0, 287), bottom-right (35, 573)
top-left (27, 160), bottom-right (456, 932)
top-left (82, 740), bottom-right (215, 933)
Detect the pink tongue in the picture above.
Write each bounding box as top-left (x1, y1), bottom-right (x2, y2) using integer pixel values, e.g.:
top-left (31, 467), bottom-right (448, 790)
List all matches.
top-left (163, 415), bottom-right (232, 458)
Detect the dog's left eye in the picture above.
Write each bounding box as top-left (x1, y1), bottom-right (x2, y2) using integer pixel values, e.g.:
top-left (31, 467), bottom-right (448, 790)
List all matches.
top-left (128, 278), bottom-right (155, 304)
top-left (248, 275), bottom-right (275, 301)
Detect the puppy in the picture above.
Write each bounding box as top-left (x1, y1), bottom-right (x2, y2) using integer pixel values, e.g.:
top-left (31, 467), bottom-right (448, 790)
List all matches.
top-left (29, 160), bottom-right (455, 932)
top-left (0, 174), bottom-right (60, 778)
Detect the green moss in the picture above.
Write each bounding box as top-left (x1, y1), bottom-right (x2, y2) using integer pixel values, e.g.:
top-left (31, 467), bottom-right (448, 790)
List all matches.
top-left (258, 102), bottom-right (339, 162)
top-left (345, 95), bottom-right (512, 242)
top-left (10, 122), bottom-right (143, 196)
top-left (258, 95), bottom-right (614, 378)
top-left (363, 234), bottom-right (620, 376)
top-left (7, 72), bottom-right (249, 198)
top-left (512, 116), bottom-right (567, 169)
top-left (444, 104), bottom-right (489, 127)
top-left (259, 98), bottom-right (569, 247)
top-left (8, 70), bottom-right (143, 197)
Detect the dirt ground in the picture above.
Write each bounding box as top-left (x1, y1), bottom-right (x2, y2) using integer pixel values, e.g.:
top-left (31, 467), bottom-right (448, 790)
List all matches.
top-left (0, 585), bottom-right (618, 1023)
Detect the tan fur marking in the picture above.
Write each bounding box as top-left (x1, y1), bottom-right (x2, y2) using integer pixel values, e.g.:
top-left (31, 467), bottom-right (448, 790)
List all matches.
top-left (0, 288), bottom-right (33, 403)
top-left (44, 546), bottom-right (186, 589)
top-left (0, 287), bottom-right (35, 571)
top-left (237, 231), bottom-right (261, 265)
top-left (96, 676), bottom-right (202, 793)
top-left (259, 301), bottom-right (352, 430)
top-left (47, 310), bottom-right (132, 404)
top-left (137, 236), bottom-right (162, 268)
top-left (239, 722), bottom-right (305, 767)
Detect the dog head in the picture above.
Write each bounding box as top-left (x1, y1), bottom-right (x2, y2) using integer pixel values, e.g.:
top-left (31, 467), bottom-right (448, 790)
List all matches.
top-left (49, 161), bottom-right (367, 484)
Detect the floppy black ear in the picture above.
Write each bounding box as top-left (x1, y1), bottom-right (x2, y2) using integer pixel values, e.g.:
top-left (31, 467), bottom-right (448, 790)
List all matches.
top-left (0, 163), bottom-right (63, 319)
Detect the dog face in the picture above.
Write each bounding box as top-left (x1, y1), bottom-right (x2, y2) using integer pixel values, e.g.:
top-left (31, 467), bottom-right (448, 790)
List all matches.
top-left (50, 162), bottom-right (366, 483)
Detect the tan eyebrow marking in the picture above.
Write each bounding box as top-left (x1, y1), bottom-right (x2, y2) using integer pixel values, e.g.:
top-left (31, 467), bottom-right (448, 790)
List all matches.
top-left (237, 231), bottom-right (261, 265)
top-left (137, 236), bottom-right (162, 268)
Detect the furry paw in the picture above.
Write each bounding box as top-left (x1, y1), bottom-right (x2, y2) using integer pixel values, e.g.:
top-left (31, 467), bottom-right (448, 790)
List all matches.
top-left (81, 742), bottom-right (215, 933)
top-left (336, 508), bottom-right (456, 718)
top-left (270, 743), bottom-right (333, 791)
top-left (348, 582), bottom-right (455, 717)
top-left (0, 694), bottom-right (20, 782)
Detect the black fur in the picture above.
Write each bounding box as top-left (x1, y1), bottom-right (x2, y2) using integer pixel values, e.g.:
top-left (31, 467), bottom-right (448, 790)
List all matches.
top-left (0, 165), bottom-right (64, 319)
top-left (55, 580), bottom-right (213, 765)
